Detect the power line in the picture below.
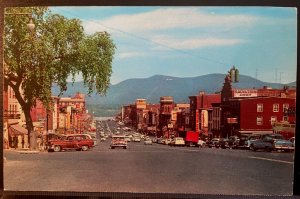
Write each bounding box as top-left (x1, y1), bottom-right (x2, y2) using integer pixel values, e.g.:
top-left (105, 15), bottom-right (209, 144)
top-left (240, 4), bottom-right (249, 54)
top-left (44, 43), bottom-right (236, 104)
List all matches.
top-left (53, 7), bottom-right (231, 67)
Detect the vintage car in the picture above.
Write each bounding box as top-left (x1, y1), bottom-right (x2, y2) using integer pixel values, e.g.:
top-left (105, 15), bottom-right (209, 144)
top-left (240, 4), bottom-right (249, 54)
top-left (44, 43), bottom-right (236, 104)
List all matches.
top-left (48, 134), bottom-right (94, 152)
top-left (273, 139), bottom-right (294, 152)
top-left (110, 135), bottom-right (128, 149)
top-left (144, 138), bottom-right (153, 145)
top-left (170, 137), bottom-right (185, 146)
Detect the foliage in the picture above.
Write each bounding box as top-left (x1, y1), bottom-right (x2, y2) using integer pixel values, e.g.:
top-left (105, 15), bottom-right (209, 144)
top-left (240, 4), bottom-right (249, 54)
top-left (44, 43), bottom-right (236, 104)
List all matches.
top-left (4, 7), bottom-right (116, 149)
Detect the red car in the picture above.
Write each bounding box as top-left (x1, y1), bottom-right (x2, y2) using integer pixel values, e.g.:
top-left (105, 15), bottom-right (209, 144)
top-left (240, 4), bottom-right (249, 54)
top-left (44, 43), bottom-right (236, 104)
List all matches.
top-left (48, 134), bottom-right (94, 152)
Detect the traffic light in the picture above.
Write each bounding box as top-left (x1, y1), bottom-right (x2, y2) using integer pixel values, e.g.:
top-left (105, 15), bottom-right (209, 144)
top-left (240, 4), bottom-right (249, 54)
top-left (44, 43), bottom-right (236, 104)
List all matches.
top-left (228, 66), bottom-right (239, 83)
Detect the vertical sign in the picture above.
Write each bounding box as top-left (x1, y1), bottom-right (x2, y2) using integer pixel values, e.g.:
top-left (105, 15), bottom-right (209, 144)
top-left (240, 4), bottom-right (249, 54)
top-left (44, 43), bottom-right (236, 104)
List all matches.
top-left (195, 110), bottom-right (199, 132)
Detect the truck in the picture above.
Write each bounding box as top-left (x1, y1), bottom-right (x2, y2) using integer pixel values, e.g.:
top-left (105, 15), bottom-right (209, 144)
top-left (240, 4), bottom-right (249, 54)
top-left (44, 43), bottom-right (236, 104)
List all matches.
top-left (179, 131), bottom-right (199, 147)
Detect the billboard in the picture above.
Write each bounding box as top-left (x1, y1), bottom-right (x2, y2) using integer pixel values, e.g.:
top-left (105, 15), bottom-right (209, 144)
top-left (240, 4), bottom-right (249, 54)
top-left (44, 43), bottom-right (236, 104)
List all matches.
top-left (233, 89), bottom-right (258, 98)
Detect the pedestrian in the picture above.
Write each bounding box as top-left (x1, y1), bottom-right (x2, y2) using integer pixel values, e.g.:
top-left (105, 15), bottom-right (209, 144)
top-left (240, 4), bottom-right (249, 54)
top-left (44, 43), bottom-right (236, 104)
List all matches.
top-left (13, 136), bottom-right (18, 149)
top-left (22, 137), bottom-right (24, 148)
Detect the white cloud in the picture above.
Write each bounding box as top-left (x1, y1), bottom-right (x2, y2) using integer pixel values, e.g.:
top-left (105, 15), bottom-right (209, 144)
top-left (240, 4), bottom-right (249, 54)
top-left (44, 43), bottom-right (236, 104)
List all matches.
top-left (117, 52), bottom-right (145, 59)
top-left (151, 35), bottom-right (246, 50)
top-left (82, 8), bottom-right (260, 34)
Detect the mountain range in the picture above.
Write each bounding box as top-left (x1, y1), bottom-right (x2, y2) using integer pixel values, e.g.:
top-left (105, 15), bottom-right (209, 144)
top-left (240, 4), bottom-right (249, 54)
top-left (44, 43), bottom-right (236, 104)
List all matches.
top-left (52, 73), bottom-right (296, 108)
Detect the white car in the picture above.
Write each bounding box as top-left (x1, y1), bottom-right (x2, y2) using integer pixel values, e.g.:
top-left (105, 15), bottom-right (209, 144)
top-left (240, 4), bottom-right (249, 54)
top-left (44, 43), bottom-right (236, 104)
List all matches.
top-left (170, 137), bottom-right (185, 146)
top-left (197, 139), bottom-right (206, 148)
top-left (133, 136), bottom-right (141, 142)
top-left (144, 138), bottom-right (152, 145)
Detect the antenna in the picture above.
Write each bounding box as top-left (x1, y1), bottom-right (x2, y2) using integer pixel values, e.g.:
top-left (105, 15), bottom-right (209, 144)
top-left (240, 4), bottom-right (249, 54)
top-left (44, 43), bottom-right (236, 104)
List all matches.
top-left (275, 68), bottom-right (278, 83)
top-left (279, 72), bottom-right (283, 84)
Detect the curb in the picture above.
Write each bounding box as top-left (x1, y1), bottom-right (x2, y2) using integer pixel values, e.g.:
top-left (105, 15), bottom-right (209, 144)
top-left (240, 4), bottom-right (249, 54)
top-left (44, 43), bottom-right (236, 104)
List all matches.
top-left (19, 150), bottom-right (40, 154)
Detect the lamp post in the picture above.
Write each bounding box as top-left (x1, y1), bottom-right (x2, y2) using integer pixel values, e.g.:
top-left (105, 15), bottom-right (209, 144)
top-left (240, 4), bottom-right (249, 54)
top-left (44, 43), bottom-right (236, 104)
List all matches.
top-left (5, 13), bottom-right (35, 32)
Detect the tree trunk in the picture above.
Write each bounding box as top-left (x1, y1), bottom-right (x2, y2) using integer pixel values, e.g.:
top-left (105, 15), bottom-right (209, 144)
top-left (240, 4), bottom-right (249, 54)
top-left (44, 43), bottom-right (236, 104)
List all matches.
top-left (23, 105), bottom-right (37, 150)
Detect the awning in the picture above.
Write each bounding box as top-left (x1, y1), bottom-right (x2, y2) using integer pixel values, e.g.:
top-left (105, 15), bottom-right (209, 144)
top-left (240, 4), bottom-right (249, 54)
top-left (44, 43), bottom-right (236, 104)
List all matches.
top-left (9, 125), bottom-right (28, 136)
top-left (239, 130), bottom-right (273, 135)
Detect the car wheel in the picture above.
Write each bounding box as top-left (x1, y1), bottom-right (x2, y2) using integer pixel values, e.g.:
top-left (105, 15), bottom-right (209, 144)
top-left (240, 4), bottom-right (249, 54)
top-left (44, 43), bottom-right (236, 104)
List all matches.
top-left (53, 145), bottom-right (61, 152)
top-left (111, 146), bottom-right (115, 149)
top-left (265, 147), bottom-right (272, 152)
top-left (82, 145), bottom-right (89, 151)
top-left (250, 145), bottom-right (256, 151)
top-left (124, 146), bottom-right (127, 149)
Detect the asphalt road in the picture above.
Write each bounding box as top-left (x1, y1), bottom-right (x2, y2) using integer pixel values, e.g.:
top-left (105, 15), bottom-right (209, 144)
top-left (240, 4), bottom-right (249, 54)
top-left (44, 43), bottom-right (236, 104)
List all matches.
top-left (4, 137), bottom-right (294, 195)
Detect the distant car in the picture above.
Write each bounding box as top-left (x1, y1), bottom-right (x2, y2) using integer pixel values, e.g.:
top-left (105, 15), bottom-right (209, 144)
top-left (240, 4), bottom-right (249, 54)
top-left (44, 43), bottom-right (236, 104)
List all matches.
top-left (152, 137), bottom-right (158, 143)
top-left (133, 136), bottom-right (141, 142)
top-left (157, 137), bottom-right (164, 144)
top-left (163, 138), bottom-right (172, 145)
top-left (110, 135), bottom-right (128, 149)
top-left (273, 139), bottom-right (294, 152)
top-left (208, 138), bottom-right (221, 148)
top-left (125, 136), bottom-right (131, 142)
top-left (170, 137), bottom-right (185, 146)
top-left (100, 137), bottom-right (106, 141)
top-left (217, 138), bottom-right (229, 149)
top-left (197, 139), bottom-right (206, 148)
top-left (144, 138), bottom-right (153, 145)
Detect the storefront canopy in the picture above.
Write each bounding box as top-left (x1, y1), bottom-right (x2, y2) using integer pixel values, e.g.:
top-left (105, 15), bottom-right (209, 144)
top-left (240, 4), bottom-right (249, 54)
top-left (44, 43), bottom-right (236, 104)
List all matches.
top-left (239, 130), bottom-right (273, 135)
top-left (9, 125), bottom-right (28, 136)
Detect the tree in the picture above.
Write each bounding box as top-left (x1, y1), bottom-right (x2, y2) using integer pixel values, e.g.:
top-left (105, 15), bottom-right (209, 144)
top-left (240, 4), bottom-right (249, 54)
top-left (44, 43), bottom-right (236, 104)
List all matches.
top-left (4, 7), bottom-right (116, 150)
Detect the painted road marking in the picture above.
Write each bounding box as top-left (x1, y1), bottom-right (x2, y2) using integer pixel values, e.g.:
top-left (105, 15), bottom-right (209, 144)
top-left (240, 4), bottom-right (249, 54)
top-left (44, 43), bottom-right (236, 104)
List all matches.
top-left (248, 156), bottom-right (293, 164)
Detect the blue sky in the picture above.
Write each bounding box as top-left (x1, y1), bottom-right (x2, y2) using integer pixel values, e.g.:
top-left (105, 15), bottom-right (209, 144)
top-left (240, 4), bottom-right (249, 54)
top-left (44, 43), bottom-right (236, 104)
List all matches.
top-left (50, 7), bottom-right (297, 85)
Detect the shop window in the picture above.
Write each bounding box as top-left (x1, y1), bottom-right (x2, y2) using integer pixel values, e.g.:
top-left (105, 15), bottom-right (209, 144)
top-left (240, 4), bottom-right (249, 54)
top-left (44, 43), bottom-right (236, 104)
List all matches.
top-left (283, 104), bottom-right (289, 113)
top-left (273, 104), bottom-right (279, 112)
top-left (257, 116), bottom-right (263, 125)
top-left (257, 104), bottom-right (263, 112)
top-left (271, 116), bottom-right (277, 125)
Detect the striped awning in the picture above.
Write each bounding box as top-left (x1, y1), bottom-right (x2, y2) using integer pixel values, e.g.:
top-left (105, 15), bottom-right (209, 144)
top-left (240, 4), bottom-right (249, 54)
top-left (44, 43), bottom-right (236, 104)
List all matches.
top-left (9, 125), bottom-right (28, 136)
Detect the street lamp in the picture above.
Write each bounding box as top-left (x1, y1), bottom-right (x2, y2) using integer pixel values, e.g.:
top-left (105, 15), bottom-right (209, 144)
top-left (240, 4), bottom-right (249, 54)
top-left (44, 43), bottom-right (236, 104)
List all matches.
top-left (5, 13), bottom-right (35, 32)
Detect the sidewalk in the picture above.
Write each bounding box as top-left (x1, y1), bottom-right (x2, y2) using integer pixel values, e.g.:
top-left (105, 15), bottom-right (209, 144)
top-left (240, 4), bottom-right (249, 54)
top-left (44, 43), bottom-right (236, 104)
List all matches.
top-left (4, 147), bottom-right (43, 154)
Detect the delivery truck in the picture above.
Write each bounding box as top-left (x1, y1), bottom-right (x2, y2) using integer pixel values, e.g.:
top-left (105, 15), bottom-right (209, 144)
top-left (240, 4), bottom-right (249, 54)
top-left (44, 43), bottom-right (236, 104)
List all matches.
top-left (178, 131), bottom-right (199, 147)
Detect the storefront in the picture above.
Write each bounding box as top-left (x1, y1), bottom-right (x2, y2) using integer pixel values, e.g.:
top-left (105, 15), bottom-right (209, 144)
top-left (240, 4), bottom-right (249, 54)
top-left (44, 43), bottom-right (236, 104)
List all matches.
top-left (9, 124), bottom-right (28, 149)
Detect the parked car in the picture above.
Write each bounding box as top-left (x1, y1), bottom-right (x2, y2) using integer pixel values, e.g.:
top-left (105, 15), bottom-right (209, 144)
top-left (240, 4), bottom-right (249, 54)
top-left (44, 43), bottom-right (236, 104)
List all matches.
top-left (48, 134), bottom-right (94, 152)
top-left (273, 139), bottom-right (294, 152)
top-left (163, 138), bottom-right (172, 145)
top-left (144, 138), bottom-right (153, 145)
top-left (208, 138), bottom-right (221, 148)
top-left (197, 139), bottom-right (206, 148)
top-left (157, 137), bottom-right (164, 144)
top-left (133, 136), bottom-right (141, 142)
top-left (249, 134), bottom-right (280, 152)
top-left (152, 137), bottom-right (158, 143)
top-left (218, 138), bottom-right (231, 149)
top-left (170, 137), bottom-right (185, 146)
top-left (110, 135), bottom-right (128, 149)
top-left (289, 137), bottom-right (295, 147)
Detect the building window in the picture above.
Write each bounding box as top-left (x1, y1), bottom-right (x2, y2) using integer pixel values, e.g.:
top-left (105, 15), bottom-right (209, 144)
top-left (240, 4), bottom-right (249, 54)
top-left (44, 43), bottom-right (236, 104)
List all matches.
top-left (257, 104), bottom-right (263, 112)
top-left (273, 104), bottom-right (279, 112)
top-left (283, 116), bottom-right (288, 122)
top-left (283, 104), bottom-right (289, 113)
top-left (257, 116), bottom-right (263, 125)
top-left (271, 116), bottom-right (277, 125)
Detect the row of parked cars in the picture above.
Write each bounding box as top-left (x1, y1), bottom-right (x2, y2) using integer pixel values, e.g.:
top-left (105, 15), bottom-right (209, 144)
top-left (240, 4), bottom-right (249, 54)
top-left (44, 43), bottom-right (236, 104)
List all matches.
top-left (207, 134), bottom-right (294, 152)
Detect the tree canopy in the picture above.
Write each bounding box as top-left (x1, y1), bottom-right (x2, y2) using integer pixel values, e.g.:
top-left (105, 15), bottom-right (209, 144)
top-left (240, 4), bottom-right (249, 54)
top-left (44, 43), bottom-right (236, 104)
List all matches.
top-left (4, 7), bottom-right (116, 149)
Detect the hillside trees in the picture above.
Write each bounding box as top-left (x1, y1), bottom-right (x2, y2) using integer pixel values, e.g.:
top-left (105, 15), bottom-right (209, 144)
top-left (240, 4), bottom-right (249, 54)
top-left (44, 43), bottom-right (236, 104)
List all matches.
top-left (4, 7), bottom-right (116, 150)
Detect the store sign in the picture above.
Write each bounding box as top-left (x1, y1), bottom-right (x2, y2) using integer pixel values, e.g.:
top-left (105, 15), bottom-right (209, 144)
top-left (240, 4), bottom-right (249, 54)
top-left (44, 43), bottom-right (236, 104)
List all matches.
top-left (227, 118), bottom-right (238, 124)
top-left (233, 89), bottom-right (258, 98)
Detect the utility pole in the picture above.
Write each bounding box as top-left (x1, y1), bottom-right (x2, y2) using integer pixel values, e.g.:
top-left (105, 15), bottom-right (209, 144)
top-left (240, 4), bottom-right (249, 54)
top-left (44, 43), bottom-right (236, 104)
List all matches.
top-left (279, 72), bottom-right (283, 84)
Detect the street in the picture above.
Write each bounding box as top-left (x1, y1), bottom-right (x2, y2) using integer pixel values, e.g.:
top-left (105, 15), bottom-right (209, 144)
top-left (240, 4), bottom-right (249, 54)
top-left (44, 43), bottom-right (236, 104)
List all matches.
top-left (4, 135), bottom-right (294, 195)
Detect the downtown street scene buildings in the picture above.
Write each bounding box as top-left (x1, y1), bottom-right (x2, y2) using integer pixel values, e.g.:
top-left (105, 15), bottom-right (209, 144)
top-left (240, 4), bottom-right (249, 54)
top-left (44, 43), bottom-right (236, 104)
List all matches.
top-left (119, 68), bottom-right (296, 140)
top-left (3, 89), bottom-right (94, 150)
